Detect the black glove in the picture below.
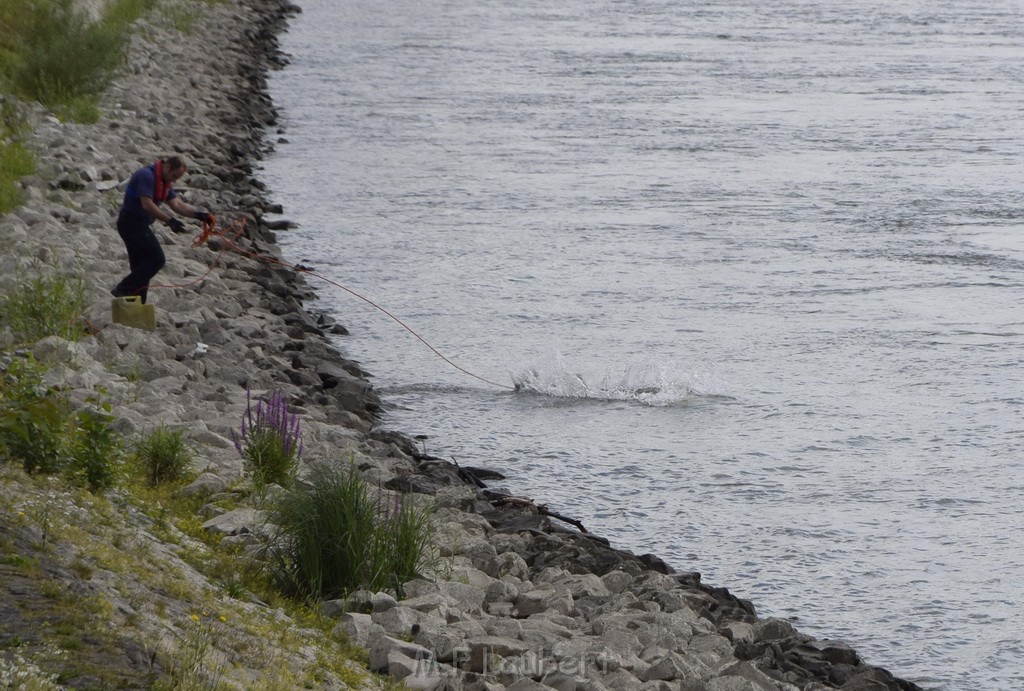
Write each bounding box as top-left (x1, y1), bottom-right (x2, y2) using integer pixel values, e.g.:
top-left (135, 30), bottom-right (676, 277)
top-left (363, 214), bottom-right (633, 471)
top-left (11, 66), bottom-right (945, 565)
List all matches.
top-left (166, 217), bottom-right (187, 234)
top-left (195, 211), bottom-right (213, 224)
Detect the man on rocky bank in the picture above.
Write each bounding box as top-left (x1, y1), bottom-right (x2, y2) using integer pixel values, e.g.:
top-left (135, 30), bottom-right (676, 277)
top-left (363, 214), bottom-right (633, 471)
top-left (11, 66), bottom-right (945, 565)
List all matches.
top-left (110, 155), bottom-right (213, 303)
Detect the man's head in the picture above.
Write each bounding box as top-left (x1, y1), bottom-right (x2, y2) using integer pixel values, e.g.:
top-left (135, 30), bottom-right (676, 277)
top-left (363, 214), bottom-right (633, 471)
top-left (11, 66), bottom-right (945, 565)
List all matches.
top-left (161, 155), bottom-right (187, 183)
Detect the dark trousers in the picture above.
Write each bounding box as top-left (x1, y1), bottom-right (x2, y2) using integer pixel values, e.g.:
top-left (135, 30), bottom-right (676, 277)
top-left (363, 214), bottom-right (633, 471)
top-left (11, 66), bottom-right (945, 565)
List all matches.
top-left (112, 214), bottom-right (165, 304)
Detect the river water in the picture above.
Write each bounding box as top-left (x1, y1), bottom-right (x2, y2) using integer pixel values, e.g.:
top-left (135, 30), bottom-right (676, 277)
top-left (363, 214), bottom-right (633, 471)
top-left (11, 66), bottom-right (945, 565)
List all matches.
top-left (257, 1), bottom-right (1024, 687)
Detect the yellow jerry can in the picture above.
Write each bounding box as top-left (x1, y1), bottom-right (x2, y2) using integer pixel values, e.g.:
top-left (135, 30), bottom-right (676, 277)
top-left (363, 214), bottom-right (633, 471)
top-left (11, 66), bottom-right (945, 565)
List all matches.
top-left (111, 296), bottom-right (156, 331)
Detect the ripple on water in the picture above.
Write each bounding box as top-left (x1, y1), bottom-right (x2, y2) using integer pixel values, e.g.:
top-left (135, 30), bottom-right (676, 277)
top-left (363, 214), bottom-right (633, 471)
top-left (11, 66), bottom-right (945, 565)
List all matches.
top-left (263, 0), bottom-right (1024, 686)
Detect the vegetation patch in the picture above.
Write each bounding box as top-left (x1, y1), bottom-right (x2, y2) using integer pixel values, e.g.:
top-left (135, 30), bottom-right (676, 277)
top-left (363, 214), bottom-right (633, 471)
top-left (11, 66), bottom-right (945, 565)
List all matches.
top-left (271, 460), bottom-right (435, 600)
top-left (131, 425), bottom-right (196, 487)
top-left (233, 389), bottom-right (303, 489)
top-left (0, 262), bottom-right (88, 346)
top-left (0, 356), bottom-right (122, 492)
top-left (0, 99), bottom-right (33, 214)
top-left (0, 0), bottom-right (149, 122)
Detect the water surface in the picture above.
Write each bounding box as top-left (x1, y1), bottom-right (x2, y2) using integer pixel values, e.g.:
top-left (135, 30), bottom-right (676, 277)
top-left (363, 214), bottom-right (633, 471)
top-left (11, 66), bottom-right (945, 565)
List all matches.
top-left (259, 1), bottom-right (1024, 687)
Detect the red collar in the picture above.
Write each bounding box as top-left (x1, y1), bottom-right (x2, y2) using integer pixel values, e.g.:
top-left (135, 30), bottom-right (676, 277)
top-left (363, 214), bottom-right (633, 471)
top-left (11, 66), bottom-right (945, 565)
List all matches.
top-left (153, 160), bottom-right (172, 202)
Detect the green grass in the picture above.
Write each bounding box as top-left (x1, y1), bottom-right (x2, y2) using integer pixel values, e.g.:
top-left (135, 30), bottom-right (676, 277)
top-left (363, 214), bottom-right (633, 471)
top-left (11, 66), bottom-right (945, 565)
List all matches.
top-left (0, 139), bottom-right (33, 213)
top-left (1, 358), bottom-right (122, 493)
top-left (132, 425), bottom-right (196, 487)
top-left (0, 356), bottom-right (69, 476)
top-left (0, 0), bottom-right (148, 123)
top-left (0, 99), bottom-right (35, 213)
top-left (233, 390), bottom-right (303, 489)
top-left (270, 461), bottom-right (434, 601)
top-left (69, 397), bottom-right (123, 493)
top-left (0, 261), bottom-right (88, 346)
top-left (103, 0), bottom-right (151, 28)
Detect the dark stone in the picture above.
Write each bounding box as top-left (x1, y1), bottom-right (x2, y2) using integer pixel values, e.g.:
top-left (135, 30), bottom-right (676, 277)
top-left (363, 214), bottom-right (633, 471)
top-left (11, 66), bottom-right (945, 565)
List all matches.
top-left (462, 466), bottom-right (506, 481)
top-left (384, 462), bottom-right (468, 495)
top-left (316, 361), bottom-right (361, 390)
top-left (795, 639), bottom-right (860, 666)
top-left (486, 510), bottom-right (551, 535)
top-left (368, 429), bottom-right (419, 458)
top-left (753, 618), bottom-right (798, 642)
top-left (263, 219), bottom-right (295, 230)
top-left (638, 553), bottom-right (674, 574)
top-left (674, 571), bottom-right (702, 587)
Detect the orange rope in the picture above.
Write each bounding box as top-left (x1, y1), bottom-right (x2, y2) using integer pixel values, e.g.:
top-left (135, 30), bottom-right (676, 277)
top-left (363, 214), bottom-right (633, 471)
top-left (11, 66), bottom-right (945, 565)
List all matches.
top-left (145, 215), bottom-right (245, 291)
top-left (150, 216), bottom-right (513, 391)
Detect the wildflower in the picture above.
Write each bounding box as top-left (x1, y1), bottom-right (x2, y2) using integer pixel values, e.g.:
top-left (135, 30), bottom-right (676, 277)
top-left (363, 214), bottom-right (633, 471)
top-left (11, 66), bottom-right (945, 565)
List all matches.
top-left (232, 389), bottom-right (303, 487)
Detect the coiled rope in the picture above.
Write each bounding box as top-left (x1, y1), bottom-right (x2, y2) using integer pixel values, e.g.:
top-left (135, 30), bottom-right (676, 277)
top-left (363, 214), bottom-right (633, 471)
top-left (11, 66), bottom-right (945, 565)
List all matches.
top-left (153, 216), bottom-right (514, 392)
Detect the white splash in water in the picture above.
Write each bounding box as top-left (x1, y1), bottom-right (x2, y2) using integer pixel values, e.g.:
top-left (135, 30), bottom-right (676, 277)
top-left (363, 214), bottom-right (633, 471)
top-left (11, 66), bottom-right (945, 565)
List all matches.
top-left (510, 350), bottom-right (729, 405)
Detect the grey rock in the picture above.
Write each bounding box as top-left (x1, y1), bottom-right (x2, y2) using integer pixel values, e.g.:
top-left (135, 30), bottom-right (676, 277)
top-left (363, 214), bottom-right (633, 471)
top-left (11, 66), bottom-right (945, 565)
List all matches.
top-left (719, 622), bottom-right (754, 644)
top-left (32, 336), bottom-right (96, 369)
top-left (602, 669), bottom-right (645, 690)
top-left (435, 485), bottom-right (479, 511)
top-left (321, 599), bottom-right (348, 618)
top-left (336, 612), bottom-right (387, 647)
top-left (486, 551), bottom-right (531, 581)
top-left (438, 580), bottom-right (487, 611)
top-left (639, 682), bottom-right (674, 691)
top-left (404, 579), bottom-right (443, 599)
top-left (687, 633), bottom-right (734, 667)
top-left (789, 638), bottom-right (859, 666)
top-left (401, 592), bottom-right (453, 613)
top-left (468, 635), bottom-right (533, 674)
top-left (539, 670), bottom-right (579, 691)
top-left (559, 573), bottom-right (611, 600)
top-left (516, 587), bottom-right (573, 617)
top-left (600, 570), bottom-right (633, 595)
top-left (201, 508), bottom-right (268, 536)
top-left (371, 605), bottom-right (429, 636)
top-left (716, 660), bottom-right (788, 690)
top-left (485, 578), bottom-right (521, 605)
top-left (751, 618), bottom-right (797, 643)
top-left (640, 646), bottom-right (673, 664)
top-left (638, 651), bottom-right (712, 683)
top-left (486, 602), bottom-right (516, 617)
top-left (369, 634), bottom-right (434, 673)
top-left (190, 429), bottom-right (236, 449)
top-left (505, 680), bottom-right (552, 691)
top-left (705, 677), bottom-right (769, 691)
top-left (598, 628), bottom-right (642, 656)
top-left (13, 207), bottom-right (46, 225)
top-left (403, 663), bottom-right (458, 690)
top-left (483, 617), bottom-right (524, 639)
top-left (389, 649), bottom-right (430, 680)
top-left (220, 533), bottom-right (259, 549)
top-left (372, 591), bottom-right (399, 612)
top-left (176, 472), bottom-right (228, 498)
top-left (414, 625), bottom-right (469, 663)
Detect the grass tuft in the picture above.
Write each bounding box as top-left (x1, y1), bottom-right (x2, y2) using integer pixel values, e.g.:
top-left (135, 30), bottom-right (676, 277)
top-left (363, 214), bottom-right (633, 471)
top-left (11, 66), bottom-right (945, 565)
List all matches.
top-left (271, 461), bottom-right (434, 601)
top-left (0, 261), bottom-right (88, 346)
top-left (0, 356), bottom-right (68, 475)
top-left (233, 390), bottom-right (302, 488)
top-left (132, 425), bottom-right (196, 487)
top-left (69, 397), bottom-right (123, 493)
top-left (0, 99), bottom-right (35, 214)
top-left (1, 358), bottom-right (122, 492)
top-left (0, 0), bottom-right (148, 122)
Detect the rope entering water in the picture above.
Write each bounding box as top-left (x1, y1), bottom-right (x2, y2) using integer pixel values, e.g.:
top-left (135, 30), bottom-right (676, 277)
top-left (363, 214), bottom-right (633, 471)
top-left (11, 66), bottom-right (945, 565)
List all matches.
top-left (149, 217), bottom-right (514, 391)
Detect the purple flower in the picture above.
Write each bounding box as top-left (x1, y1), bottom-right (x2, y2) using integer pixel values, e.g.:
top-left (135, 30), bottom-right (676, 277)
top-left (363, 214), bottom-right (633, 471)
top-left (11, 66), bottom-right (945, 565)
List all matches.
top-left (232, 389), bottom-right (303, 485)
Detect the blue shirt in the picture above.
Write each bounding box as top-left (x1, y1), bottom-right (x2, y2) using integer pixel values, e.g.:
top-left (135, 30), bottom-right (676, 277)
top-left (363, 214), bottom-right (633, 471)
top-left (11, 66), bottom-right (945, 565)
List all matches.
top-left (120, 163), bottom-right (177, 224)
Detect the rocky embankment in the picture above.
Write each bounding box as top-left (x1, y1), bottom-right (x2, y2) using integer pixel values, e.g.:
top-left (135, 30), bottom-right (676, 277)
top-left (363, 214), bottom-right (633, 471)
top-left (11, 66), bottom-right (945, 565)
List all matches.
top-left (0, 0), bottom-right (924, 688)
